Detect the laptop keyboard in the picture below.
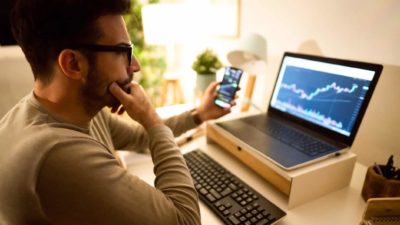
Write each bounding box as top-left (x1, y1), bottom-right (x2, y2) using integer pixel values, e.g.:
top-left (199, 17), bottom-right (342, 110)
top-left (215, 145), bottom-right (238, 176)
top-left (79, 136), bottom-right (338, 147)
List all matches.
top-left (242, 117), bottom-right (337, 156)
top-left (184, 149), bottom-right (286, 225)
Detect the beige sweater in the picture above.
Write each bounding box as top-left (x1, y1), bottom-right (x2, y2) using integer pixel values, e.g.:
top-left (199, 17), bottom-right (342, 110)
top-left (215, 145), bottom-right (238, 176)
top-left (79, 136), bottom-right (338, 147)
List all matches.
top-left (0, 93), bottom-right (201, 225)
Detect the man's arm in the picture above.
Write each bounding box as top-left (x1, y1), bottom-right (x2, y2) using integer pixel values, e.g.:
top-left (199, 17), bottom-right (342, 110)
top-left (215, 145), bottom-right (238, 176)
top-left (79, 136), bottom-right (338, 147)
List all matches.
top-left (109, 81), bottom-right (236, 151)
top-left (164, 81), bottom-right (236, 136)
top-left (36, 129), bottom-right (200, 225)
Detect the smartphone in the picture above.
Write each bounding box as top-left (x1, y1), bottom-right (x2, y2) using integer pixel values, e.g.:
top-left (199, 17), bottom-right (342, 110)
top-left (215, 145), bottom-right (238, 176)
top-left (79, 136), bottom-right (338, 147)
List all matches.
top-left (214, 66), bottom-right (243, 108)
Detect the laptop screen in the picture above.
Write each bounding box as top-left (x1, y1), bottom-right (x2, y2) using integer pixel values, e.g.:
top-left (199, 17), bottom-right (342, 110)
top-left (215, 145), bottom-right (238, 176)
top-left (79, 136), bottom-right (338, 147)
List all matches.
top-left (270, 53), bottom-right (382, 141)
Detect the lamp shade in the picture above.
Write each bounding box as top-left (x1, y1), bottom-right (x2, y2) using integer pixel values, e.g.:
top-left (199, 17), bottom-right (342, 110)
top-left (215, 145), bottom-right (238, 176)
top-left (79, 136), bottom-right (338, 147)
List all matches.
top-left (226, 33), bottom-right (267, 112)
top-left (227, 33), bottom-right (267, 67)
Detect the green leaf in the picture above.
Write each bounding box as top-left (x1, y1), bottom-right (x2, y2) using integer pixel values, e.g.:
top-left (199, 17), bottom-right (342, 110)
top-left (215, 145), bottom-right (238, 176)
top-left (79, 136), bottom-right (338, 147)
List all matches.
top-left (192, 48), bottom-right (223, 75)
top-left (123, 0), bottom-right (166, 105)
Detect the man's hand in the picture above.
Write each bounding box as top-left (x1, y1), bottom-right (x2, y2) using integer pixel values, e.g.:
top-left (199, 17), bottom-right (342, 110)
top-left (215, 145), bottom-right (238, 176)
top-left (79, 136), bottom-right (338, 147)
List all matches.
top-left (109, 82), bottom-right (162, 130)
top-left (196, 81), bottom-right (237, 122)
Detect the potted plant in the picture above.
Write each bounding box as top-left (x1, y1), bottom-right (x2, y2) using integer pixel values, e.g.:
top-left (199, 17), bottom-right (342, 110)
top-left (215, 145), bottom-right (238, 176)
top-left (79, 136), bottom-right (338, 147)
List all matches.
top-left (192, 48), bottom-right (223, 92)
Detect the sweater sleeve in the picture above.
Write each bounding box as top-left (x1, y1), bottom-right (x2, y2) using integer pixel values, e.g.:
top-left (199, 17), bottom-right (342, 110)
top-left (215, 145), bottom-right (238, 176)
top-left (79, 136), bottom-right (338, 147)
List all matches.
top-left (36, 125), bottom-right (200, 225)
top-left (107, 110), bottom-right (199, 152)
top-left (163, 110), bottom-right (199, 137)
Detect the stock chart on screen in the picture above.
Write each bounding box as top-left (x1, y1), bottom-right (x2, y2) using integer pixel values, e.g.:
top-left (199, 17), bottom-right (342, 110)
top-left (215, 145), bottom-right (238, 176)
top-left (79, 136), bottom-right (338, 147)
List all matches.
top-left (272, 65), bottom-right (372, 136)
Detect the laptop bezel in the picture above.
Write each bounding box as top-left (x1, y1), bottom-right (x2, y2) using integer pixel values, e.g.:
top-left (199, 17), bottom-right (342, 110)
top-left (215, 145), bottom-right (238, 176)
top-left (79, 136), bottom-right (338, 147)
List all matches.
top-left (267, 52), bottom-right (383, 146)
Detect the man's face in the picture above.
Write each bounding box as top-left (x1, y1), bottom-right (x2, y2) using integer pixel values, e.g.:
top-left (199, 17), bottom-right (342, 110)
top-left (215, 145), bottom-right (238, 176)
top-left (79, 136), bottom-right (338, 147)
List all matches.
top-left (81, 61), bottom-right (131, 113)
top-left (80, 15), bottom-right (139, 114)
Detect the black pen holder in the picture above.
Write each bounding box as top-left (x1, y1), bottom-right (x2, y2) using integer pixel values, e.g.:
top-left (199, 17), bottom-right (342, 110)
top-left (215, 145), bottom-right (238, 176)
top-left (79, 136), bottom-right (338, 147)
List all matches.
top-left (361, 166), bottom-right (400, 201)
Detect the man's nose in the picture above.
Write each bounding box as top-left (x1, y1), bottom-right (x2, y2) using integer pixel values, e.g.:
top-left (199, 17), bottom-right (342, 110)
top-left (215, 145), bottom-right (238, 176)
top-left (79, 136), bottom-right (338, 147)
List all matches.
top-left (128, 55), bottom-right (140, 74)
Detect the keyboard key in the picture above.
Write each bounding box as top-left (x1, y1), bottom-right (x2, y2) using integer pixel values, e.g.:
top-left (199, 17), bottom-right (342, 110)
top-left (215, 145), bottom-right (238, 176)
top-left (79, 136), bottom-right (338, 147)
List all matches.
top-left (228, 183), bottom-right (238, 190)
top-left (220, 187), bottom-right (233, 196)
top-left (206, 193), bottom-right (216, 202)
top-left (255, 218), bottom-right (270, 225)
top-left (199, 188), bottom-right (208, 195)
top-left (228, 215), bottom-right (240, 225)
top-left (214, 201), bottom-right (222, 207)
top-left (210, 189), bottom-right (222, 200)
top-left (223, 210), bottom-right (230, 216)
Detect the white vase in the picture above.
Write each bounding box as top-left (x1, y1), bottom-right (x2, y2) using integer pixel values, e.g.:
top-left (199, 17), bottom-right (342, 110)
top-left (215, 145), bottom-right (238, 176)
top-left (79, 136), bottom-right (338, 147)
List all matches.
top-left (195, 74), bottom-right (216, 92)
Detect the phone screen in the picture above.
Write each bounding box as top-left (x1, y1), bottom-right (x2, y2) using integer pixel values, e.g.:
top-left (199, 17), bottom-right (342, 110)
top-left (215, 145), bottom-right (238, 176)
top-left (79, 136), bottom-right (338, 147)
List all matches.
top-left (214, 66), bottom-right (243, 108)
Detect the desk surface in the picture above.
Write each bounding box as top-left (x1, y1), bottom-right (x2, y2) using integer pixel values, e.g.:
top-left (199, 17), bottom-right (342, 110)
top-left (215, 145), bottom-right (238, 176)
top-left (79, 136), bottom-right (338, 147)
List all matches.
top-left (122, 136), bottom-right (367, 225)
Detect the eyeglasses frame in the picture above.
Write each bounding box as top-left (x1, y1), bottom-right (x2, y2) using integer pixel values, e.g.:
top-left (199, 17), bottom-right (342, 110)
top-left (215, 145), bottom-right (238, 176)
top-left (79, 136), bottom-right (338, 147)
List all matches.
top-left (71, 44), bottom-right (134, 65)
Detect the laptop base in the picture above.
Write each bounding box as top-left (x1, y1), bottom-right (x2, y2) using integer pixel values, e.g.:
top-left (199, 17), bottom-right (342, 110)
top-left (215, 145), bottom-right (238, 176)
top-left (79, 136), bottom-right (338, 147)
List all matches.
top-left (206, 119), bottom-right (357, 208)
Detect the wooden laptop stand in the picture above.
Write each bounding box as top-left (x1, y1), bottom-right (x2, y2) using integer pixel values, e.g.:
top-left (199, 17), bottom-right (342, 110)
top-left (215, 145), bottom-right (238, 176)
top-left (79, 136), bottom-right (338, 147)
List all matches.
top-left (206, 113), bottom-right (357, 208)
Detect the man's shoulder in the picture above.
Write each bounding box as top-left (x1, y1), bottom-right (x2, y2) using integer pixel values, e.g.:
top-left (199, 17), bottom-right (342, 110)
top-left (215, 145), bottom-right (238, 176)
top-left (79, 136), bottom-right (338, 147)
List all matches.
top-left (0, 96), bottom-right (113, 158)
top-left (3, 122), bottom-right (103, 156)
top-left (0, 104), bottom-right (104, 153)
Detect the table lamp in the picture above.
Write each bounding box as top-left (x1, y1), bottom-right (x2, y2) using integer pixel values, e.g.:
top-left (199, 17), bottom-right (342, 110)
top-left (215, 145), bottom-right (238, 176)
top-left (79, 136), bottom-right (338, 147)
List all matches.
top-left (227, 33), bottom-right (267, 112)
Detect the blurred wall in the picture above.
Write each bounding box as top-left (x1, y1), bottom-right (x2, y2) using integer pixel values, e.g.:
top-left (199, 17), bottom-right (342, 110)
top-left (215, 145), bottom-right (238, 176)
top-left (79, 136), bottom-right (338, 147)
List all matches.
top-left (240, 0), bottom-right (400, 166)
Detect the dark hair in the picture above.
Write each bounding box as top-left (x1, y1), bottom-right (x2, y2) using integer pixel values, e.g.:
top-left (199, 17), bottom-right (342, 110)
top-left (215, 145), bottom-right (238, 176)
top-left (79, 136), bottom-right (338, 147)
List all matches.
top-left (11, 0), bottom-right (131, 82)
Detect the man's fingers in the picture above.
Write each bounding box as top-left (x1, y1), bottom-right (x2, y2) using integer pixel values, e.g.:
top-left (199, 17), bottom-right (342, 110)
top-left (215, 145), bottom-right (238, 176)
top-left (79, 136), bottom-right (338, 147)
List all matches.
top-left (111, 105), bottom-right (118, 113)
top-left (109, 82), bottom-right (130, 104)
top-left (205, 81), bottom-right (220, 94)
top-left (117, 107), bottom-right (125, 115)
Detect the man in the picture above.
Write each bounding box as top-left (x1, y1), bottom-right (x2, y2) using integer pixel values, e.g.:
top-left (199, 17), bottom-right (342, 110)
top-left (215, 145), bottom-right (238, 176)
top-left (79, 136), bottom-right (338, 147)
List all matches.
top-left (0, 0), bottom-right (235, 224)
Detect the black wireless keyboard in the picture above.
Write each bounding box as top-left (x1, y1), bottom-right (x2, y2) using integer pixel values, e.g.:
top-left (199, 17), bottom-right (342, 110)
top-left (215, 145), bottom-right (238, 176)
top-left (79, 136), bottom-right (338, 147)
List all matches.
top-left (184, 149), bottom-right (286, 225)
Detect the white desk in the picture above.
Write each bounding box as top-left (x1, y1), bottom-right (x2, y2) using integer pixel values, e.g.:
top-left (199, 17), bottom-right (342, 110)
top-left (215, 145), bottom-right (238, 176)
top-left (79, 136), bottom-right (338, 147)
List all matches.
top-left (122, 136), bottom-right (368, 225)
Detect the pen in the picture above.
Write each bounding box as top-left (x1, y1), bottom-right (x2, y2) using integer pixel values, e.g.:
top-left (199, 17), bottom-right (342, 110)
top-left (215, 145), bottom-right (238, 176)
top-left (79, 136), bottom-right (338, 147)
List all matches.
top-left (374, 162), bottom-right (384, 176)
top-left (384, 155), bottom-right (395, 179)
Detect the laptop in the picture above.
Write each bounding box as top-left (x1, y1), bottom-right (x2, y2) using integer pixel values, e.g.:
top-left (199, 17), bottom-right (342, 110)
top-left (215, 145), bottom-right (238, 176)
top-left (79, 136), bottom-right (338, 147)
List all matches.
top-left (360, 197), bottom-right (400, 225)
top-left (217, 52), bottom-right (382, 170)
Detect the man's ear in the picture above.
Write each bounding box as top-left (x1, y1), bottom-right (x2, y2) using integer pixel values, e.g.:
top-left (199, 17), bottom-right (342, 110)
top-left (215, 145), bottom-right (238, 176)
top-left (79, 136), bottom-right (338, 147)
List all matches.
top-left (58, 49), bottom-right (88, 80)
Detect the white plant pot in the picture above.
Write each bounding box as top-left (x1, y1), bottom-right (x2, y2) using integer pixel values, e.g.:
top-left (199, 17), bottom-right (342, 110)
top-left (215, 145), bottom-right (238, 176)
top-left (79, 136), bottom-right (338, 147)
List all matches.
top-left (195, 74), bottom-right (216, 92)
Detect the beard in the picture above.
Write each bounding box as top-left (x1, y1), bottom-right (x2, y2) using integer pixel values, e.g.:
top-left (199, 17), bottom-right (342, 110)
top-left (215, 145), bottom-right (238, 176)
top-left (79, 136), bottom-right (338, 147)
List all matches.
top-left (81, 64), bottom-right (132, 116)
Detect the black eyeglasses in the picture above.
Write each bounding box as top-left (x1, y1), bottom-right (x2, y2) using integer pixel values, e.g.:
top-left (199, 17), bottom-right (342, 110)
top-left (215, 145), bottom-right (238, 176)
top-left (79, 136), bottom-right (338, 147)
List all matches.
top-left (72, 44), bottom-right (133, 65)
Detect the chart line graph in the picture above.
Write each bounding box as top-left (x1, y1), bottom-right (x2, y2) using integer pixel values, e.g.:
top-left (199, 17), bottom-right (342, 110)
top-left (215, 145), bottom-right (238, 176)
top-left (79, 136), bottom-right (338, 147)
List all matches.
top-left (271, 65), bottom-right (372, 136)
top-left (280, 82), bottom-right (358, 101)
